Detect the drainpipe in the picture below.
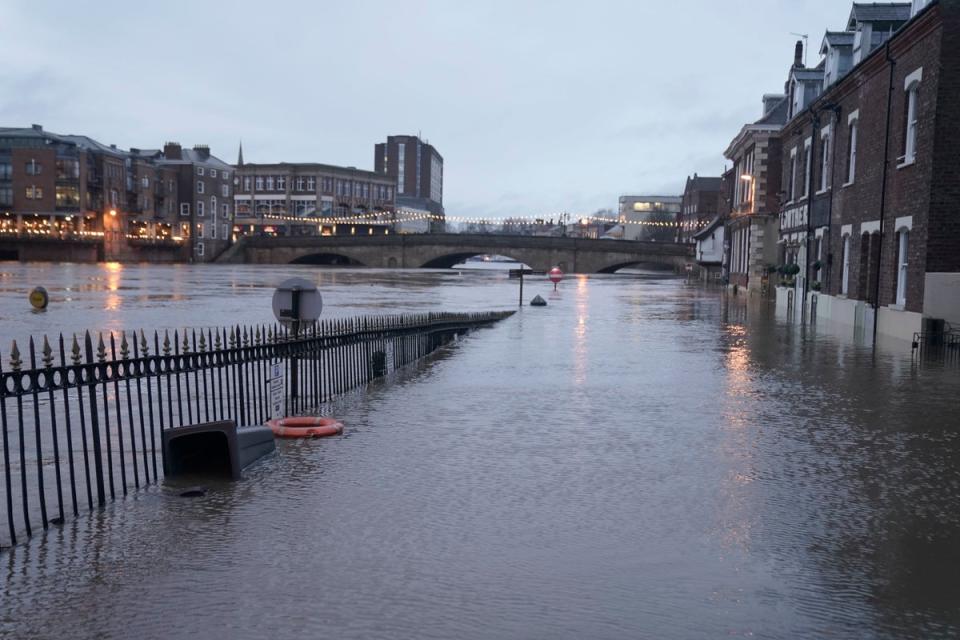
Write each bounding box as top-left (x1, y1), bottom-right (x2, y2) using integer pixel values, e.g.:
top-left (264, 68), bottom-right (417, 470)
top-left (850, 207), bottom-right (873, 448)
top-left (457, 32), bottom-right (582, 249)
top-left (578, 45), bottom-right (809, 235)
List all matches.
top-left (873, 42), bottom-right (896, 347)
top-left (824, 104), bottom-right (843, 290)
top-left (802, 111), bottom-right (820, 322)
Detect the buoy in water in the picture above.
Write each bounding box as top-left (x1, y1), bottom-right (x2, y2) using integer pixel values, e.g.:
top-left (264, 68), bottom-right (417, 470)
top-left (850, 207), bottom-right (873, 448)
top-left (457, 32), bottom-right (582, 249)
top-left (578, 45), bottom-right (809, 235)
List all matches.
top-left (267, 416), bottom-right (344, 438)
top-left (29, 286), bottom-right (49, 310)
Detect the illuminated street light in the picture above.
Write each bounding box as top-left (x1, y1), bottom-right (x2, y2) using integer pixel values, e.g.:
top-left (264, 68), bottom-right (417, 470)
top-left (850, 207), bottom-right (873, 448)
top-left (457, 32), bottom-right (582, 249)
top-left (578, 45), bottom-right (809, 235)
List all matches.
top-left (109, 209), bottom-right (117, 217)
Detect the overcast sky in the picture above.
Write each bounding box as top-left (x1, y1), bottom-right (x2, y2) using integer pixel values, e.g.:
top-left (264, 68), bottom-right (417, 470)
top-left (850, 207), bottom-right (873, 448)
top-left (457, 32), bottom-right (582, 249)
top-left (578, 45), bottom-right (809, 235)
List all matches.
top-left (2, 0), bottom-right (847, 219)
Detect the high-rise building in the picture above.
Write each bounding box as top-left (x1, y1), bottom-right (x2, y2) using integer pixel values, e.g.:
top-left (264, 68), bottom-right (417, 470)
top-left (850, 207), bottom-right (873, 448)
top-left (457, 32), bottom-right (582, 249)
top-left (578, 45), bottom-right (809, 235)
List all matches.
top-left (374, 135), bottom-right (444, 231)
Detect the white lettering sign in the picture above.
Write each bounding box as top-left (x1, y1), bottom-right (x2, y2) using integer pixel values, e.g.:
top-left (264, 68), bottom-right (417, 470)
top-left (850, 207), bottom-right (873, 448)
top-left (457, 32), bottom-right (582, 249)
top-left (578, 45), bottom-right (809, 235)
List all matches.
top-left (269, 360), bottom-right (284, 420)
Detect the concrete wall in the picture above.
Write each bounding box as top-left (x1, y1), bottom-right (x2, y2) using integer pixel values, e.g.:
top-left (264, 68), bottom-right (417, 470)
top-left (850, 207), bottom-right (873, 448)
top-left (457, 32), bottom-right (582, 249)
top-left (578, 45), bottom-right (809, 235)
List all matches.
top-left (923, 272), bottom-right (960, 325)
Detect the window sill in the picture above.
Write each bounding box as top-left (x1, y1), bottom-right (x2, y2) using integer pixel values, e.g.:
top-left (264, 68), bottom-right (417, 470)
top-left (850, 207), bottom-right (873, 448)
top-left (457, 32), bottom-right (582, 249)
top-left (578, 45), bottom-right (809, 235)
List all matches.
top-left (815, 188), bottom-right (831, 196)
top-left (841, 180), bottom-right (854, 189)
top-left (897, 157), bottom-right (916, 170)
top-left (887, 304), bottom-right (906, 312)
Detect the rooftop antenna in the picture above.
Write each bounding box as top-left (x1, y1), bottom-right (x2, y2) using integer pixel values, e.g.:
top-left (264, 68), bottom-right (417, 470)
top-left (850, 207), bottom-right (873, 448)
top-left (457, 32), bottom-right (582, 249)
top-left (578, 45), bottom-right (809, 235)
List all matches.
top-left (790, 32), bottom-right (809, 67)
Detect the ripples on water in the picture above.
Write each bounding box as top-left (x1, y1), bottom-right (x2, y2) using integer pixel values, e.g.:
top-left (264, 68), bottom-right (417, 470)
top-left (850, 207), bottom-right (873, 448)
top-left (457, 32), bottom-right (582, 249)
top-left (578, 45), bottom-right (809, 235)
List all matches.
top-left (1, 263), bottom-right (960, 639)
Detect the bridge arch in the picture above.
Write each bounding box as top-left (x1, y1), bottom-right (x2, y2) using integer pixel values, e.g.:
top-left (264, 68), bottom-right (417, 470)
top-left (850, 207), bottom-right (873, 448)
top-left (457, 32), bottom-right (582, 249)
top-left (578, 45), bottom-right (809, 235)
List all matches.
top-left (596, 260), bottom-right (678, 274)
top-left (290, 252), bottom-right (367, 267)
top-left (419, 251), bottom-right (530, 269)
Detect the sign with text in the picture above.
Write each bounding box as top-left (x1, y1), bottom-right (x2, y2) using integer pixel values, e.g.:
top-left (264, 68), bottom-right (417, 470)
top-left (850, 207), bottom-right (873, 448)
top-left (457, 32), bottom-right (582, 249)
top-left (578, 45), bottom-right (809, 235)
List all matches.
top-left (269, 359), bottom-right (285, 420)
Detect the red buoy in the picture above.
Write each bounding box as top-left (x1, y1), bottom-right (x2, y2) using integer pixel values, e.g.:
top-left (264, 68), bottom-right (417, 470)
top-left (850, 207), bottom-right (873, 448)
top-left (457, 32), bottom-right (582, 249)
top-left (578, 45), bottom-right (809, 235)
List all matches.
top-left (549, 267), bottom-right (563, 290)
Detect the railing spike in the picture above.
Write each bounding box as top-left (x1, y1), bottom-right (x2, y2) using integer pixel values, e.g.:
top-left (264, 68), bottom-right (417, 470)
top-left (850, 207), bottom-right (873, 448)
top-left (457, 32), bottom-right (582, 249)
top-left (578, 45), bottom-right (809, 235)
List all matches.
top-left (182, 330), bottom-right (190, 353)
top-left (214, 328), bottom-right (222, 350)
top-left (10, 340), bottom-right (22, 371)
top-left (140, 330), bottom-right (150, 356)
top-left (42, 335), bottom-right (54, 368)
top-left (71, 334), bottom-right (81, 365)
top-left (163, 330), bottom-right (171, 355)
top-left (120, 331), bottom-right (130, 359)
top-left (96, 334), bottom-right (106, 362)
top-left (198, 330), bottom-right (207, 353)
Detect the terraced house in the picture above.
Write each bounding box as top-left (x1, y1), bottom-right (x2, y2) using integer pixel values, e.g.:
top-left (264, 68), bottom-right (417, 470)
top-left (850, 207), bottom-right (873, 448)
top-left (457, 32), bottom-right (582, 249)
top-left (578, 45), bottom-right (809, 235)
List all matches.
top-left (776, 0), bottom-right (960, 342)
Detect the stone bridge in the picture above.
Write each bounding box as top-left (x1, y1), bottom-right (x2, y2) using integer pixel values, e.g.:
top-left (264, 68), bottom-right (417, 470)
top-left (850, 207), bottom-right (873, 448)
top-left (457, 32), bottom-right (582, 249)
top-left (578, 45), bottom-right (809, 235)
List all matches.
top-left (218, 233), bottom-right (693, 273)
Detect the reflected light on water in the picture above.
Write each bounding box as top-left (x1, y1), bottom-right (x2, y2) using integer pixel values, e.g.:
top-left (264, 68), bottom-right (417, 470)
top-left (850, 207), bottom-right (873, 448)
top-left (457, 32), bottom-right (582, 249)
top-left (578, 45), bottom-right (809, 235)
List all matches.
top-left (104, 262), bottom-right (123, 313)
top-left (573, 275), bottom-right (589, 386)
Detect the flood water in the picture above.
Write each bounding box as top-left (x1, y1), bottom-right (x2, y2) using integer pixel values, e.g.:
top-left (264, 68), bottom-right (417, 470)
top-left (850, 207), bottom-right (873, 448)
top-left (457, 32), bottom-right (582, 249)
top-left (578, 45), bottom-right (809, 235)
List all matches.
top-left (2, 263), bottom-right (960, 639)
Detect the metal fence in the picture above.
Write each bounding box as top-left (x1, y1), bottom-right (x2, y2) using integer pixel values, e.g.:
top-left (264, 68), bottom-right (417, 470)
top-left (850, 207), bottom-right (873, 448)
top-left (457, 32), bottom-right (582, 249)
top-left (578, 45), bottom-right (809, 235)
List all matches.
top-left (0, 310), bottom-right (513, 547)
top-left (912, 327), bottom-right (960, 362)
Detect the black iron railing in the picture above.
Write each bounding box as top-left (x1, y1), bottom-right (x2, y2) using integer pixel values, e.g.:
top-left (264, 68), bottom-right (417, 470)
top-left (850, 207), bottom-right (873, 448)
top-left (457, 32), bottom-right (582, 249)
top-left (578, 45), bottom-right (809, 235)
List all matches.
top-left (0, 310), bottom-right (513, 547)
top-left (912, 326), bottom-right (960, 362)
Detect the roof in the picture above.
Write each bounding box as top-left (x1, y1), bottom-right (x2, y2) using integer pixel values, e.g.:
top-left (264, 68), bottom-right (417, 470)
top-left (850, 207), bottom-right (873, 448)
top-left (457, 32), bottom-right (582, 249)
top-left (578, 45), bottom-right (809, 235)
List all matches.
top-left (0, 126), bottom-right (127, 158)
top-left (821, 30), bottom-right (856, 53)
top-left (848, 2), bottom-right (912, 27)
top-left (239, 162), bottom-right (389, 180)
top-left (792, 68), bottom-right (825, 82)
top-left (755, 95), bottom-right (789, 125)
top-left (685, 175), bottom-right (722, 192)
top-left (692, 216), bottom-right (724, 241)
top-left (155, 147), bottom-right (233, 169)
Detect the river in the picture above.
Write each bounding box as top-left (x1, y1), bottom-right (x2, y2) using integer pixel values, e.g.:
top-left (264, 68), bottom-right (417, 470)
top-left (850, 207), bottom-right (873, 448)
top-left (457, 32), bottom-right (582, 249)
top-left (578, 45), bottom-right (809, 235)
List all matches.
top-left (1, 263), bottom-right (959, 639)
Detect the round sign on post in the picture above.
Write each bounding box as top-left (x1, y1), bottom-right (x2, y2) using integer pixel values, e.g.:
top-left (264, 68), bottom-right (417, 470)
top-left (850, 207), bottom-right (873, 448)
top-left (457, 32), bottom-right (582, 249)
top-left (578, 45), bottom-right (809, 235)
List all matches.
top-left (272, 277), bottom-right (323, 333)
top-left (29, 286), bottom-right (49, 310)
top-left (548, 267), bottom-right (563, 291)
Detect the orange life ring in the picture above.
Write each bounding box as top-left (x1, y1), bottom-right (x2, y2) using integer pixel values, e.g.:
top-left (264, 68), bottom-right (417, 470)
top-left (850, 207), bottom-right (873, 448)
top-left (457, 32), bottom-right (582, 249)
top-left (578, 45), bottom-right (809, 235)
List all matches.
top-left (266, 416), bottom-right (344, 438)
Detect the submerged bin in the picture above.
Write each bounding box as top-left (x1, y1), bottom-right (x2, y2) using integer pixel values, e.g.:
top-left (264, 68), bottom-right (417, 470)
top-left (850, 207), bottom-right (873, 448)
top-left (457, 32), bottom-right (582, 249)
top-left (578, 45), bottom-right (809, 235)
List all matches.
top-left (162, 420), bottom-right (276, 480)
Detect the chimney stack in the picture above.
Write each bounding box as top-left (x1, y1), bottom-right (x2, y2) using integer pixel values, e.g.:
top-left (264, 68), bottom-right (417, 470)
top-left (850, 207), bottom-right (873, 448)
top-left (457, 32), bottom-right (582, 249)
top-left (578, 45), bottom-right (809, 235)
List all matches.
top-left (163, 142), bottom-right (182, 160)
top-left (31, 124), bottom-right (42, 132)
top-left (794, 40), bottom-right (804, 68)
top-left (193, 144), bottom-right (210, 159)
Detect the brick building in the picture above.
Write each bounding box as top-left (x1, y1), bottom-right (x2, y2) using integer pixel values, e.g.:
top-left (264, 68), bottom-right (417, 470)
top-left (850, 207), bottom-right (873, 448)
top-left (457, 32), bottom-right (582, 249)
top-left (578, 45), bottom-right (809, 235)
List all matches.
top-left (677, 174), bottom-right (722, 244)
top-left (374, 135), bottom-right (444, 231)
top-left (776, 0), bottom-right (959, 342)
top-left (0, 125), bottom-right (185, 261)
top-left (723, 93), bottom-right (787, 294)
top-left (233, 161), bottom-right (396, 238)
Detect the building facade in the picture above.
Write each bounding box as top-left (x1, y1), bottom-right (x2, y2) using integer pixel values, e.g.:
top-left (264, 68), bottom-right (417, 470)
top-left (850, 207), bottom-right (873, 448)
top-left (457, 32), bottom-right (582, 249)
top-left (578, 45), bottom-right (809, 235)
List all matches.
top-left (777, 0), bottom-right (959, 342)
top-left (233, 162), bottom-right (396, 238)
top-left (677, 174), bottom-right (722, 244)
top-left (374, 135), bottom-right (444, 230)
top-left (617, 195), bottom-right (682, 242)
top-left (723, 93), bottom-right (787, 294)
top-left (0, 125), bottom-right (187, 262)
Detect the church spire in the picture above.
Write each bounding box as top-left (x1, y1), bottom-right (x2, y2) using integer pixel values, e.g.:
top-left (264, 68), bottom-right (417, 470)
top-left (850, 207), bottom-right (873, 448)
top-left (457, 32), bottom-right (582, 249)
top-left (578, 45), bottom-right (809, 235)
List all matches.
top-left (237, 141), bottom-right (244, 167)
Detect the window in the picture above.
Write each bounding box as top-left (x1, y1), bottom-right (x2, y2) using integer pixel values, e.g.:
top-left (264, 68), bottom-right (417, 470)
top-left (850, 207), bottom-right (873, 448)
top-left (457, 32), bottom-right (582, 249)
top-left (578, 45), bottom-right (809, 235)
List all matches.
top-left (221, 183), bottom-right (229, 197)
top-left (211, 169), bottom-right (217, 178)
top-left (295, 177), bottom-right (305, 192)
top-left (55, 159), bottom-right (79, 180)
top-left (197, 180), bottom-right (205, 194)
top-left (222, 171), bottom-right (229, 181)
top-left (211, 214), bottom-right (217, 239)
top-left (255, 176), bottom-right (264, 190)
top-left (197, 167), bottom-right (205, 176)
top-left (222, 223), bottom-right (228, 239)
top-left (0, 162), bottom-right (11, 180)
top-left (0, 187), bottom-right (11, 206)
top-left (307, 177), bottom-right (316, 192)
top-left (141, 176), bottom-right (149, 188)
top-left (789, 148), bottom-right (798, 201)
top-left (211, 195), bottom-right (217, 214)
top-left (903, 86), bottom-right (919, 164)
top-left (801, 138), bottom-right (812, 198)
top-left (244, 177), bottom-right (252, 191)
top-left (196, 242), bottom-right (205, 256)
top-left (896, 230), bottom-right (909, 306)
top-left (841, 235), bottom-right (851, 295)
top-left (266, 176), bottom-right (274, 190)
top-left (25, 186), bottom-right (42, 199)
top-left (846, 118), bottom-right (858, 184)
top-left (819, 127), bottom-right (831, 192)
top-left (277, 176), bottom-right (286, 190)
top-left (110, 189), bottom-right (118, 206)
top-left (221, 203), bottom-right (229, 218)
top-left (25, 160), bottom-right (42, 176)
top-left (180, 202), bottom-right (190, 216)
top-left (197, 222), bottom-right (205, 238)
top-left (56, 185), bottom-right (80, 207)
top-left (197, 200), bottom-right (205, 217)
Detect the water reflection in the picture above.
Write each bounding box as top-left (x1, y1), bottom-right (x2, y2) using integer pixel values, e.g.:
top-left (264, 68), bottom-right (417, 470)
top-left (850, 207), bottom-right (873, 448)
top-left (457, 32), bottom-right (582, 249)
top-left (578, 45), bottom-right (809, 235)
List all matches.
top-left (0, 266), bottom-right (959, 639)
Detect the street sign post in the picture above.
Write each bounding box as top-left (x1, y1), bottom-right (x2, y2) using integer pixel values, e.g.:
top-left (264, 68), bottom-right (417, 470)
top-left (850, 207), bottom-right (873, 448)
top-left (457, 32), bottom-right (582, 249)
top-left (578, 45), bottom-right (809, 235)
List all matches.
top-left (269, 359), bottom-right (284, 420)
top-left (271, 278), bottom-right (323, 406)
